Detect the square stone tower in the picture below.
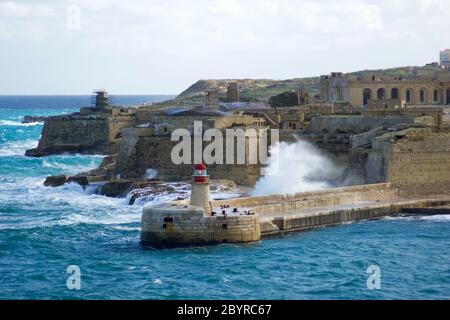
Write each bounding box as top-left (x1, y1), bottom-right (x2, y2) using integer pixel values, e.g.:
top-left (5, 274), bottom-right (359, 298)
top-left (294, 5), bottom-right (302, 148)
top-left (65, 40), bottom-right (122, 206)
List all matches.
top-left (205, 90), bottom-right (220, 109)
top-left (227, 82), bottom-right (240, 102)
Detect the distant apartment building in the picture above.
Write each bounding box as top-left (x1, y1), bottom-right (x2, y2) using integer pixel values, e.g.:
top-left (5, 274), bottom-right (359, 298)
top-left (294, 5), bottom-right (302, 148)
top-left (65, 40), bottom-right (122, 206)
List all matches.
top-left (440, 49), bottom-right (450, 68)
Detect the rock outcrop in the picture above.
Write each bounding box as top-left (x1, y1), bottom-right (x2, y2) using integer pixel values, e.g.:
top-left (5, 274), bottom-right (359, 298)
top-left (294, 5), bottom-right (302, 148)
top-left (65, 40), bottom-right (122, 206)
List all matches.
top-left (44, 175), bottom-right (68, 187)
top-left (22, 116), bottom-right (48, 124)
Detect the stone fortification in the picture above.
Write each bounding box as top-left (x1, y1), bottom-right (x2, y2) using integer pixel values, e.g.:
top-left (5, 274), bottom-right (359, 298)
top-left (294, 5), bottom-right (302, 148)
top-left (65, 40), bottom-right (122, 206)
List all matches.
top-left (342, 128), bottom-right (450, 195)
top-left (113, 126), bottom-right (265, 186)
top-left (26, 108), bottom-right (137, 157)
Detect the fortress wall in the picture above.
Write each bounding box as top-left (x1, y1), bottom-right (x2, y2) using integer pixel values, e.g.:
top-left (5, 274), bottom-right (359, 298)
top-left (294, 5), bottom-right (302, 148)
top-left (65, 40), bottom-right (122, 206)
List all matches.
top-left (343, 128), bottom-right (450, 195)
top-left (107, 115), bottom-right (137, 142)
top-left (28, 112), bottom-right (137, 157)
top-left (362, 107), bottom-right (443, 128)
top-left (37, 116), bottom-right (110, 152)
top-left (387, 131), bottom-right (450, 195)
top-left (307, 115), bottom-right (415, 135)
top-left (148, 115), bottom-right (264, 132)
top-left (115, 133), bottom-right (263, 185)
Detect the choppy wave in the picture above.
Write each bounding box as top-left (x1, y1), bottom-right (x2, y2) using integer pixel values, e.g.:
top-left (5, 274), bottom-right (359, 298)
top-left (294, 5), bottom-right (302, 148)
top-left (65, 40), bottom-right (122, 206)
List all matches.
top-left (0, 120), bottom-right (43, 127)
top-left (42, 156), bottom-right (104, 174)
top-left (0, 139), bottom-right (38, 156)
top-left (0, 176), bottom-right (142, 230)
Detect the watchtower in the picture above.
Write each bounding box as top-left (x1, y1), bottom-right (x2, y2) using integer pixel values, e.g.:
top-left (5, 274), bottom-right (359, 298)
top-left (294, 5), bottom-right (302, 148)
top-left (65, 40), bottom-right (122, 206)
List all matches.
top-left (92, 90), bottom-right (110, 110)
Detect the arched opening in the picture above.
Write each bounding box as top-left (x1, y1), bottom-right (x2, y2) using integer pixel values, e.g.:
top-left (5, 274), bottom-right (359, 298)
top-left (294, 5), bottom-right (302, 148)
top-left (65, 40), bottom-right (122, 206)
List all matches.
top-left (433, 89), bottom-right (439, 103)
top-left (447, 88), bottom-right (450, 105)
top-left (363, 88), bottom-right (371, 106)
top-left (377, 88), bottom-right (386, 100)
top-left (391, 88), bottom-right (399, 99)
top-left (420, 88), bottom-right (427, 104)
top-left (406, 89), bottom-right (413, 104)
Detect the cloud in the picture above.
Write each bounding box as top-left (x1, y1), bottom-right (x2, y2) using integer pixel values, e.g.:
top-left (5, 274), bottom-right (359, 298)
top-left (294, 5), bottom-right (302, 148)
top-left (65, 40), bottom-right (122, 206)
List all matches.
top-left (0, 1), bottom-right (57, 18)
top-left (0, 0), bottom-right (449, 94)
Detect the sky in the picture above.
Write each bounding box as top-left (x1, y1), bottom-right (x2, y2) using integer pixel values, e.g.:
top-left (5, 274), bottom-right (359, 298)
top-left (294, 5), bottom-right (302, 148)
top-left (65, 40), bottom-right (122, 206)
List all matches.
top-left (0, 0), bottom-right (449, 95)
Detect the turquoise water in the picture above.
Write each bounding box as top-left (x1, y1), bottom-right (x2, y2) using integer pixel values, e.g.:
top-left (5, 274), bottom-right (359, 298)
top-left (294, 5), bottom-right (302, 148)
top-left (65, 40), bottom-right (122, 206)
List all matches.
top-left (0, 99), bottom-right (449, 300)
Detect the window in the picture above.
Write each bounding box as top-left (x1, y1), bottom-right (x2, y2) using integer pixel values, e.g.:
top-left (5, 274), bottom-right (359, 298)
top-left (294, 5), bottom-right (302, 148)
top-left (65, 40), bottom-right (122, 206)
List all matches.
top-left (433, 90), bottom-right (439, 103)
top-left (406, 89), bottom-right (413, 103)
top-left (420, 89), bottom-right (427, 104)
top-left (377, 88), bottom-right (386, 100)
top-left (391, 88), bottom-right (399, 99)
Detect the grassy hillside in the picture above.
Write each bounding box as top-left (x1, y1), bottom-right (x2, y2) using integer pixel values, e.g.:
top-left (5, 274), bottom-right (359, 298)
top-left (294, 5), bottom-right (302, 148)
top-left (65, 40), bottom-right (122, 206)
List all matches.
top-left (153, 64), bottom-right (444, 108)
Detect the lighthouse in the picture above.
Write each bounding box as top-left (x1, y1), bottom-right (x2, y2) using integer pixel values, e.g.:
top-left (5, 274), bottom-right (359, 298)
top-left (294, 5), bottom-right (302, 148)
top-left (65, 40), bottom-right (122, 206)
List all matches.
top-left (190, 163), bottom-right (212, 214)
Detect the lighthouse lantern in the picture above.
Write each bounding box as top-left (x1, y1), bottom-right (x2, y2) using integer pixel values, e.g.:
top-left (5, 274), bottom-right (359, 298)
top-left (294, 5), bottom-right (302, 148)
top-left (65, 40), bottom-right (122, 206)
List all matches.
top-left (193, 163), bottom-right (209, 184)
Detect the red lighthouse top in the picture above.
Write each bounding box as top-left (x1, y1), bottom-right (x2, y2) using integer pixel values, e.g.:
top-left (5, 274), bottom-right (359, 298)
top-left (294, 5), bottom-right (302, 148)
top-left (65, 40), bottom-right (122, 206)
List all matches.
top-left (194, 163), bottom-right (206, 171)
top-left (193, 163), bottom-right (209, 184)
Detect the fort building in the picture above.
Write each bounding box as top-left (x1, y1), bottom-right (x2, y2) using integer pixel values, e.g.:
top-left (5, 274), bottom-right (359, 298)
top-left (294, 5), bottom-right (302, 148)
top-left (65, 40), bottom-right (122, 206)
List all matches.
top-left (112, 105), bottom-right (274, 186)
top-left (26, 90), bottom-right (138, 157)
top-left (320, 70), bottom-right (450, 107)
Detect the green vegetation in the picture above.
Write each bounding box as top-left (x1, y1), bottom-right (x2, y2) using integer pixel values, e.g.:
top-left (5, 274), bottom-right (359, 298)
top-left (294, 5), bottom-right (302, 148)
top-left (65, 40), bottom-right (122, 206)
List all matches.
top-left (152, 64), bottom-right (443, 108)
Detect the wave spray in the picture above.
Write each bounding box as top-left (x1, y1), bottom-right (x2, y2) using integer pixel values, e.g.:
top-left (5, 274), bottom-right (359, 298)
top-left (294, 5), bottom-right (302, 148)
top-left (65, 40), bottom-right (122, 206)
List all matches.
top-left (252, 139), bottom-right (341, 196)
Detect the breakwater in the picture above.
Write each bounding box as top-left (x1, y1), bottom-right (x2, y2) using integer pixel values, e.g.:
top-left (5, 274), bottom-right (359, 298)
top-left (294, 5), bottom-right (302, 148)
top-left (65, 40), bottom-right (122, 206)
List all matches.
top-left (141, 183), bottom-right (450, 247)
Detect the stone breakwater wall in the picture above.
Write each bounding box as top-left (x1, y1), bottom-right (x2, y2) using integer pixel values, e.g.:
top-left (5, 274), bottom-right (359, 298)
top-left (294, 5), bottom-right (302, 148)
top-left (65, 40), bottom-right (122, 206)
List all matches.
top-left (260, 198), bottom-right (450, 237)
top-left (26, 113), bottom-right (136, 157)
top-left (140, 183), bottom-right (450, 248)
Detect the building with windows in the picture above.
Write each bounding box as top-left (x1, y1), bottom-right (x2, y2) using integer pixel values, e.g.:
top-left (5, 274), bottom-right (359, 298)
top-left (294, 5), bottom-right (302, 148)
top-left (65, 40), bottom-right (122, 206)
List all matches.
top-left (320, 70), bottom-right (450, 107)
top-left (440, 49), bottom-right (450, 68)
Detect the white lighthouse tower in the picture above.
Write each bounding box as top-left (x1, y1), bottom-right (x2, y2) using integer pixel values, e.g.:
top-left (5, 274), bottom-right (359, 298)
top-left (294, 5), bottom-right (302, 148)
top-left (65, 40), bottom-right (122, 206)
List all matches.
top-left (190, 163), bottom-right (212, 214)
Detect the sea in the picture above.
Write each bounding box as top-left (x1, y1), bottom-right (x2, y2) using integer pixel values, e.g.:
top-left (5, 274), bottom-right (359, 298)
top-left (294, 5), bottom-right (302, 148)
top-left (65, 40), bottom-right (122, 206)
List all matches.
top-left (0, 95), bottom-right (449, 300)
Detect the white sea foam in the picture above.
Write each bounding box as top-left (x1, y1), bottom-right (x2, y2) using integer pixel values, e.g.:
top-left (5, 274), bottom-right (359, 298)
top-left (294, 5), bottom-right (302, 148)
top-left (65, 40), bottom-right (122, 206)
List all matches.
top-left (0, 120), bottom-right (43, 127)
top-left (251, 140), bottom-right (342, 196)
top-left (0, 177), bottom-right (142, 230)
top-left (42, 156), bottom-right (103, 174)
top-left (0, 139), bottom-right (38, 156)
top-left (386, 215), bottom-right (450, 222)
